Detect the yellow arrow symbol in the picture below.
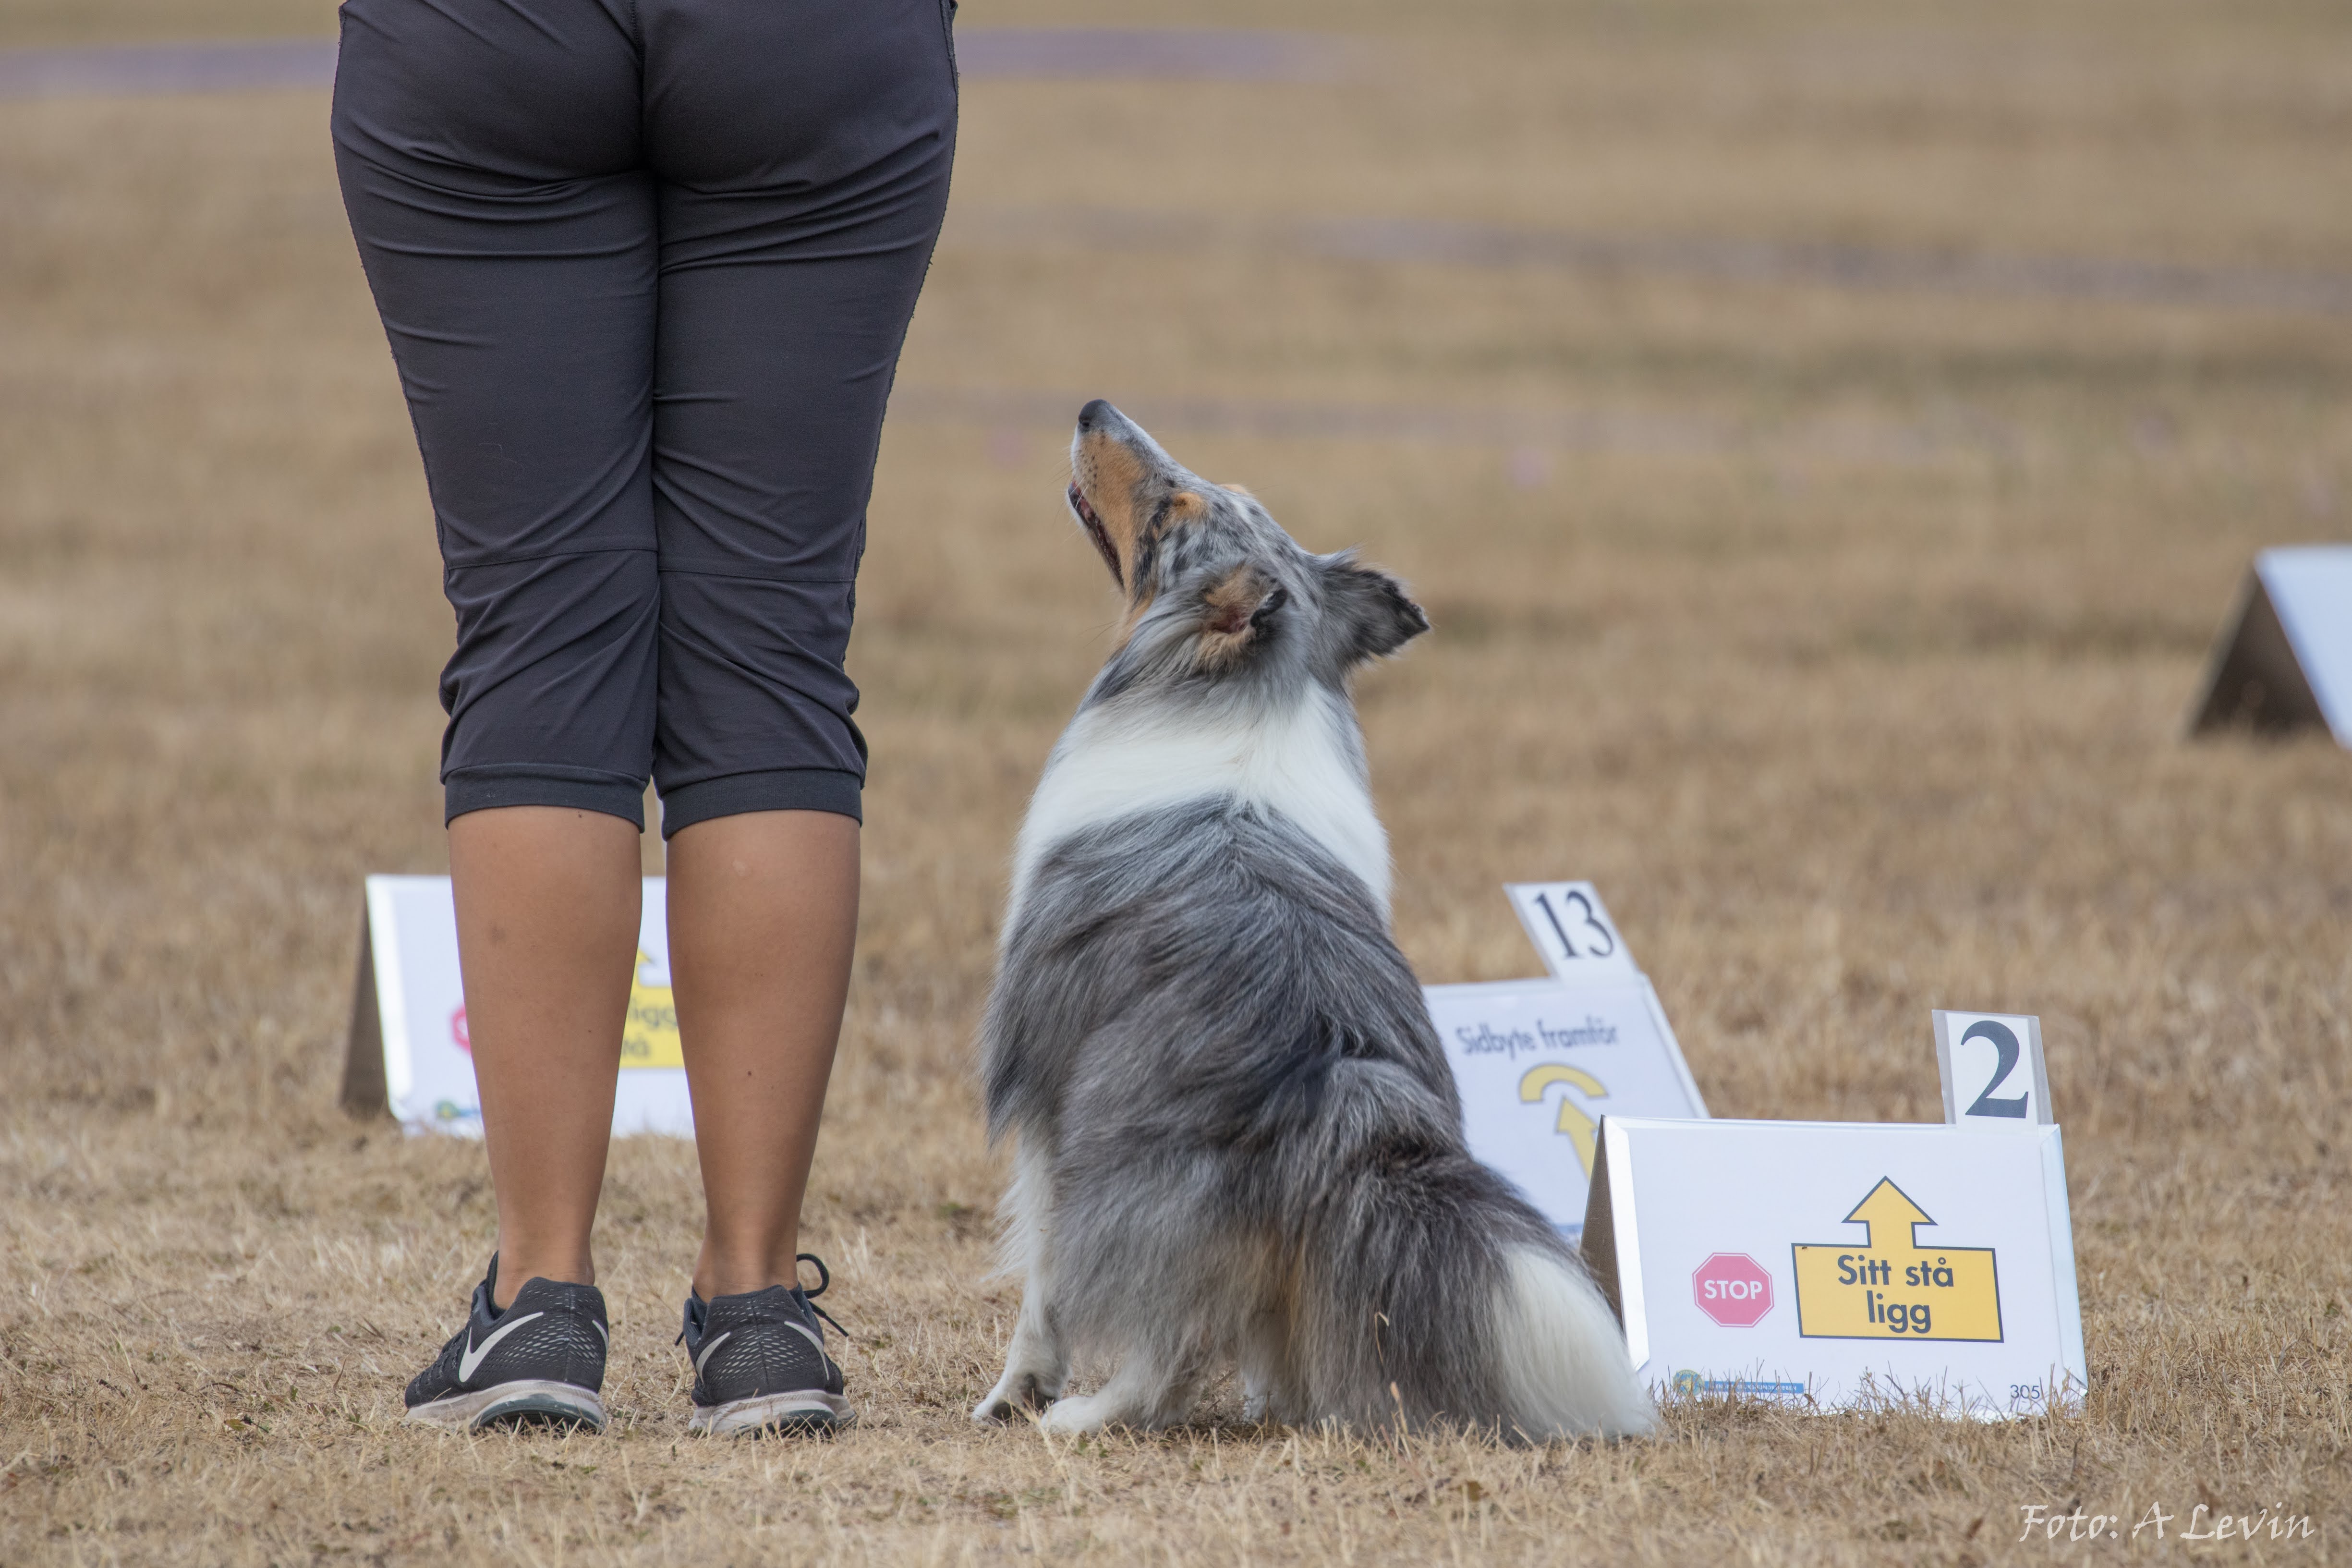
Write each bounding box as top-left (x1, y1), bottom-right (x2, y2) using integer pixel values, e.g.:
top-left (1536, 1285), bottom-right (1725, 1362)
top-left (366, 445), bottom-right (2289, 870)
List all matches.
top-left (1519, 1063), bottom-right (1607, 1175)
top-left (1791, 1177), bottom-right (2002, 1342)
top-left (1843, 1177), bottom-right (1934, 1249)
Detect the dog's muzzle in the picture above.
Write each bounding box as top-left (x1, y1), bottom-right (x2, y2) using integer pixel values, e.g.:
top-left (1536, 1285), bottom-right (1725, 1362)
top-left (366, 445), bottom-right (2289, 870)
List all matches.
top-left (1069, 482), bottom-right (1122, 586)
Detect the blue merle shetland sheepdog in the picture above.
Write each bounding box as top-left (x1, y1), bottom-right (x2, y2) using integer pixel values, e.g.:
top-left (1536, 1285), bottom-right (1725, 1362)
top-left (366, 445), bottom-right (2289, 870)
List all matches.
top-left (968, 401), bottom-right (1653, 1441)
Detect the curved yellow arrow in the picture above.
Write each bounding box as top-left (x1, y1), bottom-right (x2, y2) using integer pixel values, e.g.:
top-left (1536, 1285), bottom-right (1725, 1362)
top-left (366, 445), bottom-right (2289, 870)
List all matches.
top-left (1519, 1064), bottom-right (1608, 1175)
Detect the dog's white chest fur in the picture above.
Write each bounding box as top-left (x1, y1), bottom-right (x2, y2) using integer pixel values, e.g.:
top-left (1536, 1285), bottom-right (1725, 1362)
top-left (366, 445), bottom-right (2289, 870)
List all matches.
top-left (1007, 690), bottom-right (1392, 925)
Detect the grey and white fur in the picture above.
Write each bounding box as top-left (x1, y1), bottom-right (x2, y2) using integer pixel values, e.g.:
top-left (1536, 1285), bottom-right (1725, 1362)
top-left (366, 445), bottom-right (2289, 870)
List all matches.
top-left (971, 401), bottom-right (1654, 1441)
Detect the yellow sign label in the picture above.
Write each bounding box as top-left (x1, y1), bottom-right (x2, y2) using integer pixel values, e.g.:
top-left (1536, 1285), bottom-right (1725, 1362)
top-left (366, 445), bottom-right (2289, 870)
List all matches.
top-left (1519, 1063), bottom-right (1607, 1175)
top-left (1792, 1178), bottom-right (2001, 1342)
top-left (619, 950), bottom-right (683, 1069)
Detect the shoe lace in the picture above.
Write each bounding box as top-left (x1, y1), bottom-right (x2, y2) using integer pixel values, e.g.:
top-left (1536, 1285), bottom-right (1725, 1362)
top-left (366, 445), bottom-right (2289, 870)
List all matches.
top-left (796, 1252), bottom-right (850, 1341)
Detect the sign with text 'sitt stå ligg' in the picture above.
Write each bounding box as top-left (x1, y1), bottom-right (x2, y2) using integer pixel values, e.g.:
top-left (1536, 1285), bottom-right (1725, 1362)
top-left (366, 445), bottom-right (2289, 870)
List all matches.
top-left (1427, 883), bottom-right (1708, 1236)
top-left (341, 875), bottom-right (695, 1138)
top-left (1580, 1116), bottom-right (2086, 1418)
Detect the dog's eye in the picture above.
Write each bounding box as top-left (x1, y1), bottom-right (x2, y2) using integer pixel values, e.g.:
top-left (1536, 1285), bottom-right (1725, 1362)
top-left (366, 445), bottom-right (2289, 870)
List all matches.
top-left (1249, 586), bottom-right (1289, 631)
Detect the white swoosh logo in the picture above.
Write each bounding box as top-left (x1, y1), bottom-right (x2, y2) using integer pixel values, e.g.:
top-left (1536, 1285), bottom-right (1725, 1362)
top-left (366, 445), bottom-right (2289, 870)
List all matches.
top-left (459, 1311), bottom-right (544, 1381)
top-left (691, 1321), bottom-right (823, 1378)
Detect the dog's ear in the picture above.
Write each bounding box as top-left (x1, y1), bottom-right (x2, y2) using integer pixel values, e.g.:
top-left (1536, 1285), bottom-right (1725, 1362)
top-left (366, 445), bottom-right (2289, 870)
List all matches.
top-left (1195, 563), bottom-right (1288, 670)
top-left (1321, 557), bottom-right (1428, 664)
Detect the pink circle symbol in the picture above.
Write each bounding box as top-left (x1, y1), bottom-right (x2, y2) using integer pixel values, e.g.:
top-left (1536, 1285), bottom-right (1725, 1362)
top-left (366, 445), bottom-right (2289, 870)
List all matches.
top-left (1692, 1252), bottom-right (1774, 1327)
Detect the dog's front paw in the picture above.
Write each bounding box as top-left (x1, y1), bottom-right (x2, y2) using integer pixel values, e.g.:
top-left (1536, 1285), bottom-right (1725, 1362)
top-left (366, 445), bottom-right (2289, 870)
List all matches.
top-left (1240, 1374), bottom-right (1299, 1427)
top-left (971, 1369), bottom-right (1060, 1425)
top-left (1033, 1392), bottom-right (1110, 1435)
top-left (1037, 1387), bottom-right (1163, 1435)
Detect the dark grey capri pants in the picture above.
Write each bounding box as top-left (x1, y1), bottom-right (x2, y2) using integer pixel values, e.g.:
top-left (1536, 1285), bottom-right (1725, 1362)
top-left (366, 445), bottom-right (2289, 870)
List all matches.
top-left (332, 0), bottom-right (956, 834)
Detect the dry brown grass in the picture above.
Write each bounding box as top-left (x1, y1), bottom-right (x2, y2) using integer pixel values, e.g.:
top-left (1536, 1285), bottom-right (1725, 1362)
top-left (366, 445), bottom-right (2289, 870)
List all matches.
top-left (3, 0), bottom-right (2350, 1562)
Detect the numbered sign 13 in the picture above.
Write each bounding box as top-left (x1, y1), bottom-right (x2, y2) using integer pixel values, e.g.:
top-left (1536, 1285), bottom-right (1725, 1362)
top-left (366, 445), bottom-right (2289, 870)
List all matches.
top-left (1504, 881), bottom-right (1639, 982)
top-left (1934, 1010), bottom-right (2053, 1128)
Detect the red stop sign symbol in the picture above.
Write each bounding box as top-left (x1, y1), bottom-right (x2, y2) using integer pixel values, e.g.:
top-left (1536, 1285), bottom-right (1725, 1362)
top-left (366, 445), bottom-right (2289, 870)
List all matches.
top-left (1692, 1252), bottom-right (1775, 1327)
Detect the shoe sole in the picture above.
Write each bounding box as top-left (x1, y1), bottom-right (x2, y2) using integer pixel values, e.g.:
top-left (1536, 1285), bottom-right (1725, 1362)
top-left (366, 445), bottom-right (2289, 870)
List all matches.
top-left (689, 1391), bottom-right (855, 1438)
top-left (405, 1380), bottom-right (608, 1434)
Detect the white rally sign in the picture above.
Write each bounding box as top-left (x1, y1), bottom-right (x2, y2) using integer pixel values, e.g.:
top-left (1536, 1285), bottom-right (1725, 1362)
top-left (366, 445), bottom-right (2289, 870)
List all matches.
top-left (1426, 880), bottom-right (1706, 1236)
top-left (1934, 1010), bottom-right (2052, 1128)
top-left (2260, 546), bottom-right (2352, 745)
top-left (1427, 977), bottom-right (1706, 1234)
top-left (2189, 545), bottom-right (2352, 745)
top-left (341, 875), bottom-right (695, 1138)
top-left (1580, 1116), bottom-right (2085, 1418)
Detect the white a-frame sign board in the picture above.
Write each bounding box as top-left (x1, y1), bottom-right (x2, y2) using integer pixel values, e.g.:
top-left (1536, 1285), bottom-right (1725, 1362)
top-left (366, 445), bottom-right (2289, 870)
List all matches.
top-left (342, 875), bottom-right (696, 1138)
top-left (2189, 545), bottom-right (2352, 745)
top-left (1580, 1116), bottom-right (2086, 1419)
top-left (1425, 882), bottom-right (1708, 1237)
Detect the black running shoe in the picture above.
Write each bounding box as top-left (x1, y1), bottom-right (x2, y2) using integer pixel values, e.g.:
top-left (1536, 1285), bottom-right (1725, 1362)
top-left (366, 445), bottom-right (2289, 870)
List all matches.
top-left (680, 1255), bottom-right (853, 1437)
top-left (403, 1257), bottom-right (609, 1432)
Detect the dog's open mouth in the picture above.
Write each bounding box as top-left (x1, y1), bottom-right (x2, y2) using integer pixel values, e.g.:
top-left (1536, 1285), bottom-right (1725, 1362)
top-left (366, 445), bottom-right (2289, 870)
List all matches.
top-left (1068, 482), bottom-right (1122, 586)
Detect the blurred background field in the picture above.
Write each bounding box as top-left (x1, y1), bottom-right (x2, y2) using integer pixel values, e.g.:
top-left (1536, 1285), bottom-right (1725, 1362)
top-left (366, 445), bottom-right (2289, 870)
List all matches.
top-left (1, 0), bottom-right (2348, 1562)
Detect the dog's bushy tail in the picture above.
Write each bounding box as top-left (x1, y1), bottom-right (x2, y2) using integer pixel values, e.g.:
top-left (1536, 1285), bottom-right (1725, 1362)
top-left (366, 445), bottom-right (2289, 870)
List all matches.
top-left (1293, 1142), bottom-right (1654, 1441)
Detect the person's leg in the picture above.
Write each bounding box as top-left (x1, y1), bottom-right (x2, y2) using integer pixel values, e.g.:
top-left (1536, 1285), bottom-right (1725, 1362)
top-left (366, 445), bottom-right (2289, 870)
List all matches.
top-left (641, 0), bottom-right (957, 1297)
top-left (450, 808), bottom-right (643, 1301)
top-left (666, 810), bottom-right (860, 1299)
top-left (334, 0), bottom-right (657, 1317)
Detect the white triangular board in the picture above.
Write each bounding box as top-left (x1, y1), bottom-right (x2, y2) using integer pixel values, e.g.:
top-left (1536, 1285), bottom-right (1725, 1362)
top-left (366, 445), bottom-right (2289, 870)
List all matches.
top-left (1580, 1116), bottom-right (2086, 1419)
top-left (341, 875), bottom-right (695, 1138)
top-left (1427, 973), bottom-right (1708, 1237)
top-left (2190, 545), bottom-right (2352, 745)
top-left (1423, 880), bottom-right (1710, 1237)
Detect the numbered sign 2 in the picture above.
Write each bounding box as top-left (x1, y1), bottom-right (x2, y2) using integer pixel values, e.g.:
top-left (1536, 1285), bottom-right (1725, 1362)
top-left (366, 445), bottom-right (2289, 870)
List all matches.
top-left (1504, 881), bottom-right (1639, 982)
top-left (1934, 1010), bottom-right (2053, 1128)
